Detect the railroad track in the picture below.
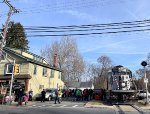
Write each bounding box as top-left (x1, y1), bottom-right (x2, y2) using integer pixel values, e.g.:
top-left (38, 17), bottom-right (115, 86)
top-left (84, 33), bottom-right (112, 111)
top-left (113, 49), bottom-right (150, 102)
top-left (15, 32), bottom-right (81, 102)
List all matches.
top-left (113, 104), bottom-right (146, 114)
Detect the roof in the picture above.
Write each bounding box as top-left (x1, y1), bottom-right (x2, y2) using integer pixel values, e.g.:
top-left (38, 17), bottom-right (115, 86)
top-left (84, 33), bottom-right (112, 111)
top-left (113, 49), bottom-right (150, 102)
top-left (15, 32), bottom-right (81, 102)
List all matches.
top-left (80, 82), bottom-right (93, 88)
top-left (68, 81), bottom-right (93, 88)
top-left (3, 47), bottom-right (61, 71)
top-left (68, 81), bottom-right (80, 88)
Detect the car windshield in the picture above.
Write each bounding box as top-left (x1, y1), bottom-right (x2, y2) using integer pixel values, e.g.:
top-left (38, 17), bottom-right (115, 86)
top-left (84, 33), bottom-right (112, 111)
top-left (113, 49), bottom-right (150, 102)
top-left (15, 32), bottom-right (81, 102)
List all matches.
top-left (46, 90), bottom-right (52, 92)
top-left (46, 89), bottom-right (55, 92)
top-left (139, 90), bottom-right (146, 93)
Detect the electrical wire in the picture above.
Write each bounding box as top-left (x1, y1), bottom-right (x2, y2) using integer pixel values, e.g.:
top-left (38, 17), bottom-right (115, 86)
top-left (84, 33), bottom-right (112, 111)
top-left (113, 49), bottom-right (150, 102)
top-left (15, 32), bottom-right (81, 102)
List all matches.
top-left (1, 18), bottom-right (150, 37)
top-left (2, 19), bottom-right (150, 30)
top-left (5, 28), bottom-right (150, 37)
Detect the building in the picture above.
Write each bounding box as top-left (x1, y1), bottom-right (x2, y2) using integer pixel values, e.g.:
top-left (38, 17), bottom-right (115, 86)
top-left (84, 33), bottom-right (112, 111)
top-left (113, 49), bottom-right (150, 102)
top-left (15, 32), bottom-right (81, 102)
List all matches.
top-left (0, 47), bottom-right (64, 97)
top-left (79, 82), bottom-right (94, 90)
top-left (68, 81), bottom-right (94, 90)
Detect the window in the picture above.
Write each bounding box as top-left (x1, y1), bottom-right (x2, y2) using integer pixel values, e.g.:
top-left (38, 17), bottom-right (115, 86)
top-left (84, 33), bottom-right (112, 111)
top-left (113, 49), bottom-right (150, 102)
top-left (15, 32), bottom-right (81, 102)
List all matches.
top-left (43, 67), bottom-right (47, 76)
top-left (33, 65), bottom-right (37, 75)
top-left (6, 64), bottom-right (13, 74)
top-left (59, 72), bottom-right (61, 79)
top-left (50, 69), bottom-right (54, 78)
top-left (39, 85), bottom-right (44, 89)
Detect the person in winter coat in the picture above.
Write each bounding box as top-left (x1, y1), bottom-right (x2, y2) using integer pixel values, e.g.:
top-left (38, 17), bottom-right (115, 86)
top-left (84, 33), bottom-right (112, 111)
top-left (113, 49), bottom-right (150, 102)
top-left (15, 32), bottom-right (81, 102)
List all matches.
top-left (23, 92), bottom-right (28, 105)
top-left (28, 89), bottom-right (33, 101)
top-left (17, 88), bottom-right (24, 106)
top-left (41, 89), bottom-right (46, 102)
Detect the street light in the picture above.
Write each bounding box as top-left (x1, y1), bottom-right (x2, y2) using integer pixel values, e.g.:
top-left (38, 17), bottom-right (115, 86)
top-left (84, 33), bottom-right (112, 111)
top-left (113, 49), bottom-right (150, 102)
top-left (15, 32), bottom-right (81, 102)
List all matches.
top-left (141, 61), bottom-right (149, 104)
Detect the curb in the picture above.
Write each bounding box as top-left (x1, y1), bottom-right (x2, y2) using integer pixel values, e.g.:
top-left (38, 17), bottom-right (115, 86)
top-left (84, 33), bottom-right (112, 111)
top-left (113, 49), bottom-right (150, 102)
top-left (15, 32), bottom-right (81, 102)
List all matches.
top-left (84, 102), bottom-right (114, 109)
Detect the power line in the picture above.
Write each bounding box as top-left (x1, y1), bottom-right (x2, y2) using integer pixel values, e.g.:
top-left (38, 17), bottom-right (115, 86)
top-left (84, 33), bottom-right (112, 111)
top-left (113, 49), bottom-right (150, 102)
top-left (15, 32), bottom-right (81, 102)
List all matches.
top-left (26, 19), bottom-right (150, 30)
top-left (24, 23), bottom-right (150, 33)
top-left (6, 28), bottom-right (150, 37)
top-left (2, 19), bottom-right (150, 37)
top-left (2, 19), bottom-right (150, 30)
top-left (0, 0), bottom-right (136, 15)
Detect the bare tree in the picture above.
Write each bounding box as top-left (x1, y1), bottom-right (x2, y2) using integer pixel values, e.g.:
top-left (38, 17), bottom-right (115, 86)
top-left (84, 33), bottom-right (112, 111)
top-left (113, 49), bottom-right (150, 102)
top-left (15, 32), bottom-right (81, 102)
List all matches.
top-left (135, 52), bottom-right (150, 91)
top-left (41, 36), bottom-right (85, 83)
top-left (84, 55), bottom-right (112, 89)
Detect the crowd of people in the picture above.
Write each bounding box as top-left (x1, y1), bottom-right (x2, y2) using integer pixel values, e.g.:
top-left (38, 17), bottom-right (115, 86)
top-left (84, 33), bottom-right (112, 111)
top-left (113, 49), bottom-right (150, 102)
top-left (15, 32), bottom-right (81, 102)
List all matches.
top-left (62, 89), bottom-right (94, 101)
top-left (13, 88), bottom-right (106, 106)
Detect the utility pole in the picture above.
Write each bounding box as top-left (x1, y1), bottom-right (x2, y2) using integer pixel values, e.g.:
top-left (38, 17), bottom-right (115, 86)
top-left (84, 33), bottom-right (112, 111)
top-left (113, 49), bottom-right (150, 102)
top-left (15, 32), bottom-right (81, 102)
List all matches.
top-left (141, 61), bottom-right (149, 105)
top-left (0, 0), bottom-right (19, 104)
top-left (0, 0), bottom-right (19, 49)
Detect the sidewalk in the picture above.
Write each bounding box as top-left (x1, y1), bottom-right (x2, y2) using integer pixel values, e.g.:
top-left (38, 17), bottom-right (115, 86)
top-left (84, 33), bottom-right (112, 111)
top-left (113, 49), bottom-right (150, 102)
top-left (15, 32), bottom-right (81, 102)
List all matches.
top-left (0, 101), bottom-right (36, 107)
top-left (84, 100), bottom-right (114, 109)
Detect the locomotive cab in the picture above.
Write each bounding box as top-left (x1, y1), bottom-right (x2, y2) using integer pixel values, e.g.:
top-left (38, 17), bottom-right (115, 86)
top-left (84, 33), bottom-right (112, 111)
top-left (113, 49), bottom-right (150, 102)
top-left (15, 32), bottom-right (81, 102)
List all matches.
top-left (107, 65), bottom-right (137, 103)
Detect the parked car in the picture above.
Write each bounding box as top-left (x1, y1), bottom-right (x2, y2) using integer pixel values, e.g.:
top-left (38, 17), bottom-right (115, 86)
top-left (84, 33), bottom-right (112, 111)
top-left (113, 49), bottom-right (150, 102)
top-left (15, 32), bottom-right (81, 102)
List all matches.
top-left (35, 88), bottom-right (56, 101)
top-left (137, 90), bottom-right (150, 100)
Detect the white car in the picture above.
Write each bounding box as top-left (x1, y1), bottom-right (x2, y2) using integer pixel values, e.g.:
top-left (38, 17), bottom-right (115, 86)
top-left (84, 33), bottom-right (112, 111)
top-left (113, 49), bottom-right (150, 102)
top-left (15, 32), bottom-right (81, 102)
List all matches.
top-left (35, 89), bottom-right (56, 101)
top-left (137, 90), bottom-right (150, 99)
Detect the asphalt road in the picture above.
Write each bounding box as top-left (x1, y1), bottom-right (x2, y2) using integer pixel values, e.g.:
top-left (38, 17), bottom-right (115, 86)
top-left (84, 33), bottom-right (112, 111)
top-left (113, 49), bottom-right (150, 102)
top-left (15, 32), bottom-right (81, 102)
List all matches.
top-left (0, 101), bottom-right (115, 114)
top-left (2, 101), bottom-right (149, 114)
top-left (0, 107), bottom-right (115, 114)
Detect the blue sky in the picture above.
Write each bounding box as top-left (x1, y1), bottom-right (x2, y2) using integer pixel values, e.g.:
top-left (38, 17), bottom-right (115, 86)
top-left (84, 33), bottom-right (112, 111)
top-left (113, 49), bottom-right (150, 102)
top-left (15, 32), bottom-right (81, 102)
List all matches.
top-left (1, 0), bottom-right (150, 72)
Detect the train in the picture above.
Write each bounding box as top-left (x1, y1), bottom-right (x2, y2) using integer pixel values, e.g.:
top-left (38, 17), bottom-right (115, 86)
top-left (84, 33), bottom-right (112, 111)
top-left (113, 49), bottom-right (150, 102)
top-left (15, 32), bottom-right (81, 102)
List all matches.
top-left (107, 65), bottom-right (137, 102)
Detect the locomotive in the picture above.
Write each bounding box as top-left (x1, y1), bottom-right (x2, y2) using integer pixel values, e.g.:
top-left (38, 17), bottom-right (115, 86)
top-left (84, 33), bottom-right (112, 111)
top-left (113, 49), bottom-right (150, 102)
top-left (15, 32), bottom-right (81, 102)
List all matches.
top-left (107, 65), bottom-right (137, 102)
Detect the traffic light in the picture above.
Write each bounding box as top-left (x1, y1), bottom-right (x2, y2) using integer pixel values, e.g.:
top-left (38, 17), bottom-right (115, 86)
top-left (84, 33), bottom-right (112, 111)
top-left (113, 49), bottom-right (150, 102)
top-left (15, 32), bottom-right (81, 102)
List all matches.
top-left (14, 64), bottom-right (19, 75)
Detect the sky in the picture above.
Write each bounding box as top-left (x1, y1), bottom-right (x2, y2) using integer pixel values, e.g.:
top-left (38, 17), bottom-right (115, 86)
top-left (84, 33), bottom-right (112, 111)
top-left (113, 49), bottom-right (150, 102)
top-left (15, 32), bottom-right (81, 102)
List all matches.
top-left (1, 0), bottom-right (150, 73)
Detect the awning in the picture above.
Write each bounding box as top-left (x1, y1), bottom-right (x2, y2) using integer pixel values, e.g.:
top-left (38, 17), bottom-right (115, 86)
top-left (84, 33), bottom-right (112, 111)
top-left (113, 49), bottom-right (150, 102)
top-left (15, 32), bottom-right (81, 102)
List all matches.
top-left (0, 74), bottom-right (32, 80)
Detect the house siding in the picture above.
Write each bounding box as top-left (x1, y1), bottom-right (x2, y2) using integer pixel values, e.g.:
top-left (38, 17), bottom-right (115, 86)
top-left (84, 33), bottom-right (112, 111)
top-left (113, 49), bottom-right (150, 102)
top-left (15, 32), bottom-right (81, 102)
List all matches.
top-left (28, 63), bottom-right (64, 96)
top-left (0, 47), bottom-right (64, 98)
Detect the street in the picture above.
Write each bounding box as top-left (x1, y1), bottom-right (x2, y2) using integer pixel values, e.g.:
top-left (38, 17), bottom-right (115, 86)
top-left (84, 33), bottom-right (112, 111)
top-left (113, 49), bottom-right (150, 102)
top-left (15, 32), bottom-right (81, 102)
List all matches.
top-left (0, 100), bottom-right (150, 114)
top-left (0, 101), bottom-right (115, 114)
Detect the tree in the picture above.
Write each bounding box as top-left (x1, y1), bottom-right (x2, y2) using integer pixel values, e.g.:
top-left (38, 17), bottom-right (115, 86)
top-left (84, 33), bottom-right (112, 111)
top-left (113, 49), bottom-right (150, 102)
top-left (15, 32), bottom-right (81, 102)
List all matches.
top-left (134, 53), bottom-right (150, 91)
top-left (95, 55), bottom-right (112, 89)
top-left (85, 55), bottom-right (112, 89)
top-left (41, 36), bottom-right (85, 83)
top-left (5, 21), bottom-right (29, 50)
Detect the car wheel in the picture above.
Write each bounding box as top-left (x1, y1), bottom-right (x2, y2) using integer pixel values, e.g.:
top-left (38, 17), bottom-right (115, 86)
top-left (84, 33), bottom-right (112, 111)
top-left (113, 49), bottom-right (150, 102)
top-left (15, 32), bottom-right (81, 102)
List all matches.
top-left (48, 96), bottom-right (52, 101)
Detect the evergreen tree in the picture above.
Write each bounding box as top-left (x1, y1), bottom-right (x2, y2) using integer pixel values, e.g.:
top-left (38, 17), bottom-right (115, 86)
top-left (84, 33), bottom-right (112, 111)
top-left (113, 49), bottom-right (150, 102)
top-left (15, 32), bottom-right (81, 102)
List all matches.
top-left (5, 21), bottom-right (29, 50)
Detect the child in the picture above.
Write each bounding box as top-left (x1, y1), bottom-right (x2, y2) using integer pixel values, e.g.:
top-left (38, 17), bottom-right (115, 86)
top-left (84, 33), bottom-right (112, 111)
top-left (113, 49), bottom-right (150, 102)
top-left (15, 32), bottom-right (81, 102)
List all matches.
top-left (23, 93), bottom-right (28, 105)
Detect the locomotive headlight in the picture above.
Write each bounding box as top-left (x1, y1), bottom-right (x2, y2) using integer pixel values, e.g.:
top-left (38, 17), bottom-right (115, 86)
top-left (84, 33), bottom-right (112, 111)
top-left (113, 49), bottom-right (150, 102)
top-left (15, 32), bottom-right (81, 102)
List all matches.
top-left (121, 83), bottom-right (126, 87)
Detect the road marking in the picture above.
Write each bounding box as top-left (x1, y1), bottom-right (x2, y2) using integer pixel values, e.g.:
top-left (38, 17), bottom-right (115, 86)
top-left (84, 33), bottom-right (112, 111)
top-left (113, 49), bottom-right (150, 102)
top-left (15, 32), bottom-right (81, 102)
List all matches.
top-left (32, 105), bottom-right (36, 107)
top-left (60, 105), bottom-right (66, 107)
top-left (42, 105), bottom-right (45, 107)
top-left (72, 105), bottom-right (78, 107)
top-left (49, 104), bottom-right (55, 107)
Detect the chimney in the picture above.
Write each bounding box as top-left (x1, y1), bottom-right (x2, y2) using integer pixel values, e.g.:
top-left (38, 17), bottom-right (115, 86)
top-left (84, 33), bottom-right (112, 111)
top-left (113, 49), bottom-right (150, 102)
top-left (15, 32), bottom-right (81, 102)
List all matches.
top-left (53, 54), bottom-right (58, 67)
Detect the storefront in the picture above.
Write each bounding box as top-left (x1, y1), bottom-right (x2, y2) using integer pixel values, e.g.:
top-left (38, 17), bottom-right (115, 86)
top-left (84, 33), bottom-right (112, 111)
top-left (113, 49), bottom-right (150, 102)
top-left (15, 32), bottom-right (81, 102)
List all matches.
top-left (0, 74), bottom-right (31, 92)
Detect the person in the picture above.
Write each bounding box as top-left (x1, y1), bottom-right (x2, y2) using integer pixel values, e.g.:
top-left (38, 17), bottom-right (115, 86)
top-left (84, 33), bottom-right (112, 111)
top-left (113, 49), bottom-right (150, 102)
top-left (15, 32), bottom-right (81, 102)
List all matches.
top-left (54, 89), bottom-right (59, 104)
top-left (23, 92), bottom-right (28, 105)
top-left (58, 89), bottom-right (62, 103)
top-left (17, 88), bottom-right (24, 106)
top-left (54, 89), bottom-right (62, 104)
top-left (28, 89), bottom-right (33, 101)
top-left (41, 89), bottom-right (46, 102)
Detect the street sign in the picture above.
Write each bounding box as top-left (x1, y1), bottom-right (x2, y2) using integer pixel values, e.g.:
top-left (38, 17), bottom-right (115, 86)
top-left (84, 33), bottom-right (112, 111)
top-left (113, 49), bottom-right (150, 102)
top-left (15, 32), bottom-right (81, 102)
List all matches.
top-left (144, 78), bottom-right (148, 83)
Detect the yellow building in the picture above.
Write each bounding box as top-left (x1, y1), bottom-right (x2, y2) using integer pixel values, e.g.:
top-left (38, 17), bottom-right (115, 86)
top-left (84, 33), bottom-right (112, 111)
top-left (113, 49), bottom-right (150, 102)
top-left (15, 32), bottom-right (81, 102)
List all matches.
top-left (0, 47), bottom-right (64, 97)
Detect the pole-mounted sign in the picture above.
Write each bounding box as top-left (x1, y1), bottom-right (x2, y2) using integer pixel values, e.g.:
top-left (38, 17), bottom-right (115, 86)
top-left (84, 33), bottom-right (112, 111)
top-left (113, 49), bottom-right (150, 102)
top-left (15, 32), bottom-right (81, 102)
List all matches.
top-left (141, 61), bottom-right (149, 104)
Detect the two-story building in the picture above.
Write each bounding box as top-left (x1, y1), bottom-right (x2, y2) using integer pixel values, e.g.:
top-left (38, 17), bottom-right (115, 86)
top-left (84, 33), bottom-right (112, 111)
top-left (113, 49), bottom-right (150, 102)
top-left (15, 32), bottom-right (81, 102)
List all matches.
top-left (0, 47), bottom-right (64, 97)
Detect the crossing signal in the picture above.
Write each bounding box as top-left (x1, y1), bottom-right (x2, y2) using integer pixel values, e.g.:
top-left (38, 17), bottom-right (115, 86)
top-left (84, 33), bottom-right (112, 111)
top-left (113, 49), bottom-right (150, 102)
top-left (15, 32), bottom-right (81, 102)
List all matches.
top-left (14, 64), bottom-right (19, 75)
